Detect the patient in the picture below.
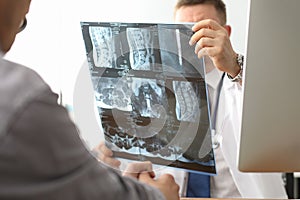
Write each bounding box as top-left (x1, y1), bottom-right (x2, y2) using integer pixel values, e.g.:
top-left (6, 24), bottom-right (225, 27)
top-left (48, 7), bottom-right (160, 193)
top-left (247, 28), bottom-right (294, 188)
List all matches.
top-left (0, 0), bottom-right (179, 199)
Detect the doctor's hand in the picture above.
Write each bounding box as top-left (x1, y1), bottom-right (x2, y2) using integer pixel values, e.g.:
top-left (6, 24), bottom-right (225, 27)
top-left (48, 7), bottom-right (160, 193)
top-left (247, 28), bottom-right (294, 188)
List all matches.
top-left (189, 19), bottom-right (240, 78)
top-left (93, 141), bottom-right (121, 168)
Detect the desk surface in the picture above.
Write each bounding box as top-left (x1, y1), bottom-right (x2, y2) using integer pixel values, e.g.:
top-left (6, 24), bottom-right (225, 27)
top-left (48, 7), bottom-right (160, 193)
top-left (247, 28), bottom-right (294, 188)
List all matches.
top-left (181, 199), bottom-right (289, 200)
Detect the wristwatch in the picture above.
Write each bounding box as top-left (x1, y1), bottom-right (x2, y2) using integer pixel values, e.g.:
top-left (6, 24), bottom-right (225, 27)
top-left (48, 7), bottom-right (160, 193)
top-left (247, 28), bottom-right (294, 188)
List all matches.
top-left (227, 53), bottom-right (244, 82)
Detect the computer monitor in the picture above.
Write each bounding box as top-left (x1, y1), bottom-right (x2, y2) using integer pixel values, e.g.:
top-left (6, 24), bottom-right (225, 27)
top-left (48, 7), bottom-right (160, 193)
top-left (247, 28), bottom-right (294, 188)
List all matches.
top-left (238, 0), bottom-right (300, 172)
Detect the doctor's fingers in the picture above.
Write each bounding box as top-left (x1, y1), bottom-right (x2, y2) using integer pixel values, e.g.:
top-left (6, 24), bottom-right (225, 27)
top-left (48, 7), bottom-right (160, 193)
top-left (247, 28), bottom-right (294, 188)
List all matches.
top-left (196, 45), bottom-right (225, 60)
top-left (192, 19), bottom-right (223, 32)
top-left (189, 27), bottom-right (216, 46)
top-left (194, 37), bottom-right (216, 55)
top-left (193, 27), bottom-right (228, 50)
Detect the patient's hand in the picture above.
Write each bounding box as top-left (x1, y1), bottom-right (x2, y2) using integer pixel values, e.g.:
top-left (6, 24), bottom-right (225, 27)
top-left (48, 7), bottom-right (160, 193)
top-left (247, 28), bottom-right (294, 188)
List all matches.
top-left (93, 141), bottom-right (121, 168)
top-left (123, 161), bottom-right (155, 179)
top-left (94, 142), bottom-right (154, 179)
top-left (139, 172), bottom-right (180, 200)
top-left (124, 161), bottom-right (180, 200)
top-left (93, 143), bottom-right (179, 199)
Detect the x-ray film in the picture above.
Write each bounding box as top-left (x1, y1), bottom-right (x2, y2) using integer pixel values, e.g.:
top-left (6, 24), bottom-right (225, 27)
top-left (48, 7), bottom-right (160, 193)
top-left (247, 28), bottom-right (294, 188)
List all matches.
top-left (81, 22), bottom-right (216, 175)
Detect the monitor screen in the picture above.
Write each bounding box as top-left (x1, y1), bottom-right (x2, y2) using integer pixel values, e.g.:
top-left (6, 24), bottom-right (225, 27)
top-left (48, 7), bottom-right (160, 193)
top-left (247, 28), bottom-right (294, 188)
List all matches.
top-left (238, 0), bottom-right (300, 172)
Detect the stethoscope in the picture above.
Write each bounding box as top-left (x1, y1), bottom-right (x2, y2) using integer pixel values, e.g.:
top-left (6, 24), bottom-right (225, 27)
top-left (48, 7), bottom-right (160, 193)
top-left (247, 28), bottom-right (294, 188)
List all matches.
top-left (211, 72), bottom-right (225, 149)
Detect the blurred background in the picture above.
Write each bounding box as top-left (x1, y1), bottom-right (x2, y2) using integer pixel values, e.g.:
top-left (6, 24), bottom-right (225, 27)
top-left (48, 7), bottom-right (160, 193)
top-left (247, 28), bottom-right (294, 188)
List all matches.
top-left (4, 0), bottom-right (248, 106)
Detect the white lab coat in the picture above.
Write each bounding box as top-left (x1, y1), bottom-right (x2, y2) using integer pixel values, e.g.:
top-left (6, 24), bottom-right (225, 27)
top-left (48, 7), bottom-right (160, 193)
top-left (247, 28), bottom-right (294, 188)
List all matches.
top-left (217, 72), bottom-right (287, 198)
top-left (155, 68), bottom-right (287, 198)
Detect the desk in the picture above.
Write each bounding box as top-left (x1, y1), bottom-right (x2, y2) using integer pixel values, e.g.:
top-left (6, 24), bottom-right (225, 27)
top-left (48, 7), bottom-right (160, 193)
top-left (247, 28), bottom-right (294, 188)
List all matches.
top-left (181, 199), bottom-right (211, 200)
top-left (180, 199), bottom-right (289, 200)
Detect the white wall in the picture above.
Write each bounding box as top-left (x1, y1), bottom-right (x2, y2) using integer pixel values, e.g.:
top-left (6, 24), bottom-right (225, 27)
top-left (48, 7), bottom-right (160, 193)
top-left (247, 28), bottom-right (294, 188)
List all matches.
top-left (5, 0), bottom-right (248, 106)
top-left (223, 0), bottom-right (249, 54)
top-left (5, 0), bottom-right (62, 94)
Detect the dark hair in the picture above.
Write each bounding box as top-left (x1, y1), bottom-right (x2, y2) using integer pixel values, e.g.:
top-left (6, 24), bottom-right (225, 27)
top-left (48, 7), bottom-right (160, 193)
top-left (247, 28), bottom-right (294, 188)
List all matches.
top-left (175, 0), bottom-right (227, 25)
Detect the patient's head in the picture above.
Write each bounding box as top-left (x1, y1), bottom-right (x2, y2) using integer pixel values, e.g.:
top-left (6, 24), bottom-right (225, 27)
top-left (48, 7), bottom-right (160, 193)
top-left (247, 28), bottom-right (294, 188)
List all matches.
top-left (0, 0), bottom-right (31, 53)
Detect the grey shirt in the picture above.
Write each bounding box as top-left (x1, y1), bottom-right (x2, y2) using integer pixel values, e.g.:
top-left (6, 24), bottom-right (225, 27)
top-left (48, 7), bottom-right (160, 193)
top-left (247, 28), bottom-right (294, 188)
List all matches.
top-left (0, 57), bottom-right (165, 200)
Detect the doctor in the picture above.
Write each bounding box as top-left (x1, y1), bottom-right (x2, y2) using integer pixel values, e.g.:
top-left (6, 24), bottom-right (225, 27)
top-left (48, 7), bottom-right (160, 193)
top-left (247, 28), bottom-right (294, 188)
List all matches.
top-left (96, 0), bottom-right (288, 198)
top-left (0, 0), bottom-right (180, 199)
top-left (175, 0), bottom-right (287, 198)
